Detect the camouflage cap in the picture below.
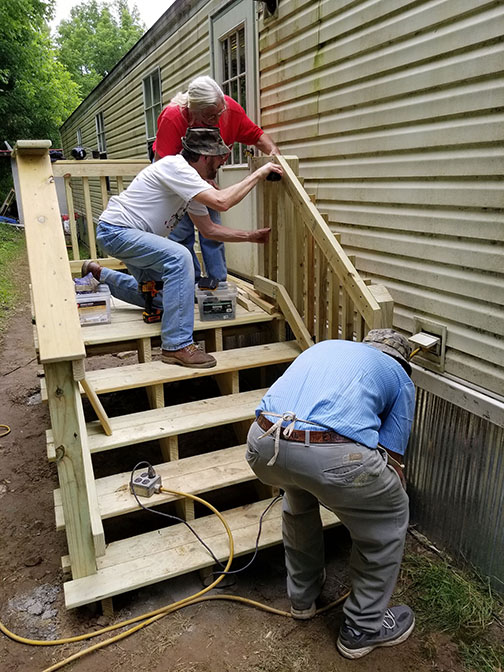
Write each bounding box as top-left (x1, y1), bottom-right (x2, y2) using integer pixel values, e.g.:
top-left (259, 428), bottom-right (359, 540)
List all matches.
top-left (363, 328), bottom-right (412, 375)
top-left (181, 127), bottom-right (231, 156)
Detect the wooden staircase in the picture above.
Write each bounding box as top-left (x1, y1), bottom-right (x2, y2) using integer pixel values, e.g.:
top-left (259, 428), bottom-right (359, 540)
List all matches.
top-left (50, 339), bottom-right (340, 610)
top-left (15, 141), bottom-right (392, 611)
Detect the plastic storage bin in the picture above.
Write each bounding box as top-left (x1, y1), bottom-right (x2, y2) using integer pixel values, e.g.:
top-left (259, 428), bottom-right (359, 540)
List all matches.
top-left (76, 284), bottom-right (111, 326)
top-left (195, 281), bottom-right (238, 321)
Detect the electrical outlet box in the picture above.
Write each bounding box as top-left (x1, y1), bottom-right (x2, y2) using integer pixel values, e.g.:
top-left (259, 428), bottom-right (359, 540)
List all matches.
top-left (412, 317), bottom-right (447, 373)
top-left (130, 472), bottom-right (161, 498)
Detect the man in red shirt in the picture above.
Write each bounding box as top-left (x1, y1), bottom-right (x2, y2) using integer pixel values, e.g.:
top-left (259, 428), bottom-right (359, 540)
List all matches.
top-left (154, 75), bottom-right (279, 282)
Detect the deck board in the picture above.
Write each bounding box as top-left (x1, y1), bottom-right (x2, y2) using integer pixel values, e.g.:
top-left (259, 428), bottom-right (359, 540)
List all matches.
top-left (63, 498), bottom-right (340, 609)
top-left (81, 299), bottom-right (279, 346)
top-left (54, 444), bottom-right (254, 529)
top-left (47, 389), bottom-right (266, 457)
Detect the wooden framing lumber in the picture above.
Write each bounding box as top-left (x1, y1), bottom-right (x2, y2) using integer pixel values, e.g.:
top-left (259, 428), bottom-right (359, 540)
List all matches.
top-left (13, 143), bottom-right (85, 363)
top-left (253, 155), bottom-right (382, 330)
top-left (45, 362), bottom-right (102, 576)
top-left (72, 360), bottom-right (112, 436)
top-left (67, 342), bottom-right (301, 397)
top-left (47, 388), bottom-right (267, 456)
top-left (63, 499), bottom-right (339, 609)
top-left (369, 284), bottom-right (394, 329)
top-left (52, 159), bottom-right (150, 178)
top-left (254, 276), bottom-right (314, 351)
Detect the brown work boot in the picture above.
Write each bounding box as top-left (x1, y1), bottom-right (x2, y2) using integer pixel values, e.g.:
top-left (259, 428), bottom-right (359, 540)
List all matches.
top-left (81, 260), bottom-right (103, 280)
top-left (162, 343), bottom-right (217, 369)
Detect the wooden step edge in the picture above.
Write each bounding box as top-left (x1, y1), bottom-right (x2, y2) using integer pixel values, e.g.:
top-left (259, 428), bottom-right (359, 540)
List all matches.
top-left (40, 341), bottom-right (300, 401)
top-left (63, 499), bottom-right (340, 609)
top-left (49, 388), bottom-right (267, 456)
top-left (83, 341), bottom-right (298, 396)
top-left (53, 444), bottom-right (253, 530)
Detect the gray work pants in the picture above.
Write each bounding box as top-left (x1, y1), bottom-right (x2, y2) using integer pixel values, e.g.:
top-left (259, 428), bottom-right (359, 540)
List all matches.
top-left (246, 420), bottom-right (409, 633)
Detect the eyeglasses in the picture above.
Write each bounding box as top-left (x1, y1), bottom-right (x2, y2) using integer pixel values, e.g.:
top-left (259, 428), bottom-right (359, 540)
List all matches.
top-left (199, 104), bottom-right (227, 126)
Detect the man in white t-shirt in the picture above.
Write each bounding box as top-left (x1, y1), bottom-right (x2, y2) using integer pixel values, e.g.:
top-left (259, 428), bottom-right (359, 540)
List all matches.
top-left (83, 127), bottom-right (283, 368)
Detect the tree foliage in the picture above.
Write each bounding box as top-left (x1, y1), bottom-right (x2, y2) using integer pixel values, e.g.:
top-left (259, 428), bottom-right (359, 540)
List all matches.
top-left (0, 0), bottom-right (80, 148)
top-left (55, 0), bottom-right (145, 99)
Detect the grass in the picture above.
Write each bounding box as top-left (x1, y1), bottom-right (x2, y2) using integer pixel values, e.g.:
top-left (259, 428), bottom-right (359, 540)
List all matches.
top-left (401, 552), bottom-right (504, 672)
top-left (0, 222), bottom-right (26, 333)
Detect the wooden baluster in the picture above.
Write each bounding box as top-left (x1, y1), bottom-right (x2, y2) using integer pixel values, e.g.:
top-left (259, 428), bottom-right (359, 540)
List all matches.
top-left (100, 176), bottom-right (109, 210)
top-left (82, 176), bottom-right (97, 259)
top-left (341, 255), bottom-right (356, 340)
top-left (304, 229), bottom-right (315, 338)
top-left (64, 176), bottom-right (79, 261)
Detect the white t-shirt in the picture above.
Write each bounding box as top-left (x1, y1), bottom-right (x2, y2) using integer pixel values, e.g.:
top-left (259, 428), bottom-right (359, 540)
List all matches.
top-left (100, 155), bottom-right (211, 236)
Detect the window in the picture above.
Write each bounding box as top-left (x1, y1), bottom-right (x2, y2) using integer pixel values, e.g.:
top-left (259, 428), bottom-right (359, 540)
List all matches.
top-left (95, 112), bottom-right (107, 157)
top-left (220, 25), bottom-right (247, 164)
top-left (143, 68), bottom-right (162, 157)
top-left (76, 128), bottom-right (82, 146)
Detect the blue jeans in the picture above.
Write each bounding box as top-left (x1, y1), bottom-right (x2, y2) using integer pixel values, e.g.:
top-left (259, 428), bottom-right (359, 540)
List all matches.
top-left (169, 208), bottom-right (227, 282)
top-left (96, 221), bottom-right (195, 351)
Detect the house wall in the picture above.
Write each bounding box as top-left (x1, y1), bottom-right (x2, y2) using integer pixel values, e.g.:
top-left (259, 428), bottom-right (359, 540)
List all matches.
top-left (258, 0), bottom-right (504, 397)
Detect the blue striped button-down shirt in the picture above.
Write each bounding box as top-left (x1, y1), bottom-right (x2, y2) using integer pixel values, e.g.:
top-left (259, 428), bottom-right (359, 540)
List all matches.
top-left (257, 340), bottom-right (415, 455)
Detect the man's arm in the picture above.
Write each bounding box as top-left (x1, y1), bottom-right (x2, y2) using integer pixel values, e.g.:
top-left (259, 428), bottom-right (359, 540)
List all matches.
top-left (255, 132), bottom-right (280, 156)
top-left (189, 213), bottom-right (270, 243)
top-left (193, 162), bottom-right (283, 212)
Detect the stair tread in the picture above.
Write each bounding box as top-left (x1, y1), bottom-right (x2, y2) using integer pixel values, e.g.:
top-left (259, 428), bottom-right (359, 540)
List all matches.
top-left (85, 341), bottom-right (299, 394)
top-left (41, 341), bottom-right (300, 400)
top-left (47, 388), bottom-right (266, 456)
top-left (81, 302), bottom-right (279, 346)
top-left (63, 498), bottom-right (340, 609)
top-left (54, 444), bottom-right (254, 529)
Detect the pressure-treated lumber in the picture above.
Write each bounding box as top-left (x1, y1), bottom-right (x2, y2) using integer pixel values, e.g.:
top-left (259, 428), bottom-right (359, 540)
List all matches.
top-left (254, 276), bottom-right (314, 351)
top-left (253, 155), bottom-right (382, 330)
top-left (54, 444), bottom-right (255, 529)
top-left (13, 143), bottom-right (85, 363)
top-left (79, 301), bottom-right (280, 349)
top-left (45, 362), bottom-right (102, 576)
top-left (70, 342), bottom-right (301, 397)
top-left (63, 498), bottom-right (340, 609)
top-left (369, 284), bottom-right (394, 329)
top-left (72, 360), bottom-right (112, 436)
top-left (47, 388), bottom-right (267, 458)
top-left (52, 159), bottom-right (150, 178)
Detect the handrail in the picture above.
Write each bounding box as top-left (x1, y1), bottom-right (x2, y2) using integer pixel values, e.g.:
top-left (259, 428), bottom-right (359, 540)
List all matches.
top-left (13, 142), bottom-right (85, 363)
top-left (253, 154), bottom-right (392, 339)
top-left (52, 158), bottom-right (149, 260)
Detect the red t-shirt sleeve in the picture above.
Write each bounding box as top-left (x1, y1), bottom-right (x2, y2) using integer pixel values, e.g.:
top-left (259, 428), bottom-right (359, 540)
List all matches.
top-left (219, 96), bottom-right (264, 147)
top-left (154, 106), bottom-right (189, 157)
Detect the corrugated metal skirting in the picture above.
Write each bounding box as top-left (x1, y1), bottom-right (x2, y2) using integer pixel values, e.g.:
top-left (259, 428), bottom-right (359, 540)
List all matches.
top-left (407, 387), bottom-right (504, 592)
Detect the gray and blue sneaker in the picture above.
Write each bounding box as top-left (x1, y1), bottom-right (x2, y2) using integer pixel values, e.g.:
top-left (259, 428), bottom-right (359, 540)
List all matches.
top-left (337, 605), bottom-right (415, 659)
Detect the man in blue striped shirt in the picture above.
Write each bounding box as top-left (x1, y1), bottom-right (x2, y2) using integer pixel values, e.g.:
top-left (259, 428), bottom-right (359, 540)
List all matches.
top-left (246, 329), bottom-right (416, 659)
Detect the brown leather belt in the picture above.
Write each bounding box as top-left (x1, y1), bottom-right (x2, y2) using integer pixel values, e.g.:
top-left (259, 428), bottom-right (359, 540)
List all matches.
top-left (256, 414), bottom-right (351, 444)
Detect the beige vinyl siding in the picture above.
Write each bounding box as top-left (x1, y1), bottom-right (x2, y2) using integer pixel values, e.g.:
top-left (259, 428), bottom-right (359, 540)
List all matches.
top-left (258, 0), bottom-right (504, 395)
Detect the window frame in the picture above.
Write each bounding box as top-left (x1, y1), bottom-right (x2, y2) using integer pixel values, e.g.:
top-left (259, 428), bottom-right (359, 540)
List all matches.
top-left (143, 67), bottom-right (162, 157)
top-left (95, 111), bottom-right (107, 156)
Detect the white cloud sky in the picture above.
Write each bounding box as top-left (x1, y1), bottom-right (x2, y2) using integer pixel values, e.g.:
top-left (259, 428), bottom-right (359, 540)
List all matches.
top-left (49, 0), bottom-right (177, 33)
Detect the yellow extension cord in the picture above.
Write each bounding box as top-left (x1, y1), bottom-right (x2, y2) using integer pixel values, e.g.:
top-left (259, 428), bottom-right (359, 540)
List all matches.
top-left (0, 486), bottom-right (350, 672)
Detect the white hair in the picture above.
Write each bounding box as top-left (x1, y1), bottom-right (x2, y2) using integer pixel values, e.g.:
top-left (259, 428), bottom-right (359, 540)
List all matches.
top-left (170, 76), bottom-right (225, 112)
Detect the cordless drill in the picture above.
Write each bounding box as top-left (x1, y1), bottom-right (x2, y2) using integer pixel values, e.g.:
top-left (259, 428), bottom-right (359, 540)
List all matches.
top-left (140, 280), bottom-right (163, 323)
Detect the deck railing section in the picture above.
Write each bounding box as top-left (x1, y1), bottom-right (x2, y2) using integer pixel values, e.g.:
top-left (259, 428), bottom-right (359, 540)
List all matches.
top-left (52, 158), bottom-right (149, 266)
top-left (253, 155), bottom-right (392, 340)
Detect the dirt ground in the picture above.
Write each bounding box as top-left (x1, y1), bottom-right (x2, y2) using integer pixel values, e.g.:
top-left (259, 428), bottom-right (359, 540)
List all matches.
top-left (0, 261), bottom-right (466, 672)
